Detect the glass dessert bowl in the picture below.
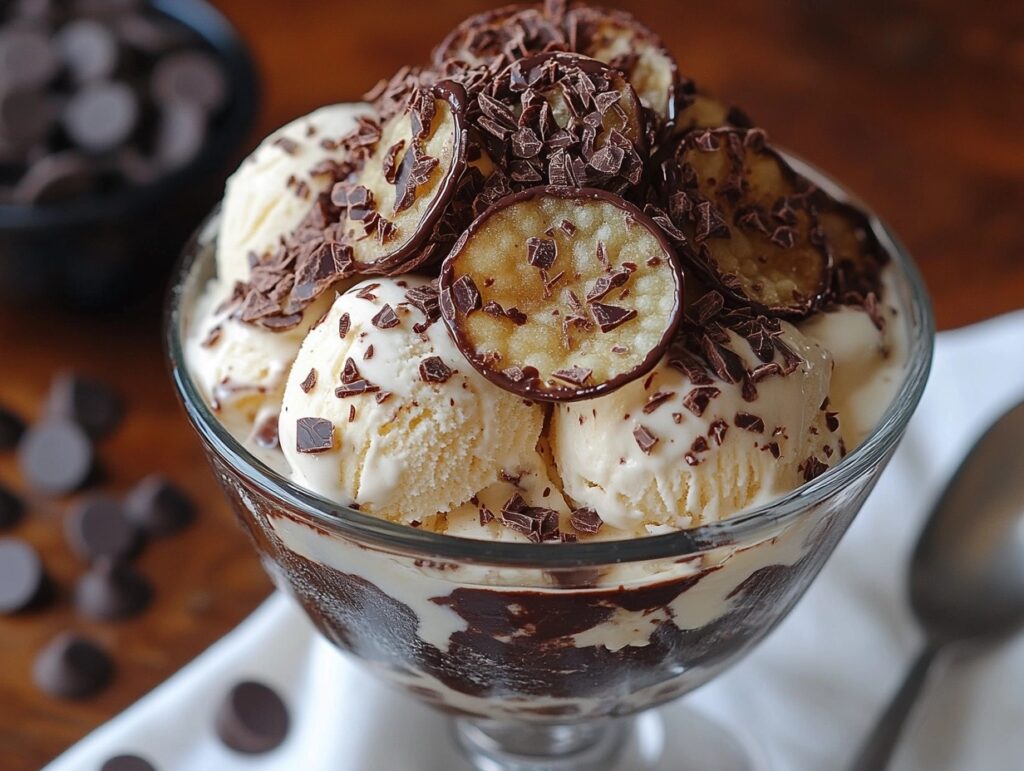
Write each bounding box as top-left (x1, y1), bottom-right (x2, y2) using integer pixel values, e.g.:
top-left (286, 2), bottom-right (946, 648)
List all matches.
top-left (165, 3), bottom-right (933, 768)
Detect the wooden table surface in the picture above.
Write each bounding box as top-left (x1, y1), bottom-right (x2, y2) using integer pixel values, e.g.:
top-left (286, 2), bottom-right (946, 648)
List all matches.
top-left (1, 1), bottom-right (1022, 768)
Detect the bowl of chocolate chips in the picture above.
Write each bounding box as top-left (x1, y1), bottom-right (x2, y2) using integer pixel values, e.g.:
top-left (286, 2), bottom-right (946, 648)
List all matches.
top-left (0, 0), bottom-right (257, 308)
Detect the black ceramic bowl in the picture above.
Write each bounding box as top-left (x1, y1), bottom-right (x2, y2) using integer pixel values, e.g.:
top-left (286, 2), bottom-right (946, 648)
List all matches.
top-left (0, 0), bottom-right (259, 309)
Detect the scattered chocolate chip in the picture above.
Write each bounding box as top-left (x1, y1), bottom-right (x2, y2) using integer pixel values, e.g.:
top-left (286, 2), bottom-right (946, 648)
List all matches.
top-left (295, 417), bottom-right (334, 454)
top-left (0, 484), bottom-right (24, 530)
top-left (33, 632), bottom-right (113, 699)
top-left (569, 507), bottom-right (603, 534)
top-left (215, 681), bottom-right (291, 754)
top-left (124, 475), bottom-right (195, 537)
top-left (419, 356), bottom-right (452, 384)
top-left (65, 495), bottom-right (140, 563)
top-left (633, 425), bottom-right (658, 454)
top-left (0, 538), bottom-right (48, 614)
top-left (74, 559), bottom-right (152, 621)
top-left (18, 419), bottom-right (94, 494)
top-left (101, 756), bottom-right (156, 771)
top-left (47, 373), bottom-right (123, 438)
top-left (0, 405), bottom-right (26, 449)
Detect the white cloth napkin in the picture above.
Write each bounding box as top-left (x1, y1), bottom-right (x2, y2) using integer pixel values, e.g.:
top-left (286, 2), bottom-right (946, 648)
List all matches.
top-left (46, 312), bottom-right (1024, 771)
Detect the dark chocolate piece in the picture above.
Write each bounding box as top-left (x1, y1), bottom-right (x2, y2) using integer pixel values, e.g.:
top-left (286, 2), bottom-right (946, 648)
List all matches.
top-left (215, 681), bottom-right (291, 754)
top-left (33, 632), bottom-right (113, 699)
top-left (0, 484), bottom-right (24, 530)
top-left (0, 538), bottom-right (47, 614)
top-left (0, 405), bottom-right (25, 449)
top-left (74, 559), bottom-right (152, 620)
top-left (101, 756), bottom-right (156, 771)
top-left (17, 419), bottom-right (94, 495)
top-left (47, 373), bottom-right (123, 438)
top-left (633, 425), bottom-right (658, 454)
top-left (65, 495), bottom-right (141, 562)
top-left (419, 356), bottom-right (453, 384)
top-left (295, 417), bottom-right (334, 454)
top-left (124, 475), bottom-right (195, 537)
top-left (569, 507), bottom-right (603, 534)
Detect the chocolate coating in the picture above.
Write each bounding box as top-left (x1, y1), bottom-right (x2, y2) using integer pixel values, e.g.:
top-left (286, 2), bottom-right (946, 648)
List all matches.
top-left (440, 184), bottom-right (684, 402)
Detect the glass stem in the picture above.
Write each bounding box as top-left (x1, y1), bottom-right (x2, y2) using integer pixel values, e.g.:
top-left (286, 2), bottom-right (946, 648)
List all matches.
top-left (453, 716), bottom-right (632, 771)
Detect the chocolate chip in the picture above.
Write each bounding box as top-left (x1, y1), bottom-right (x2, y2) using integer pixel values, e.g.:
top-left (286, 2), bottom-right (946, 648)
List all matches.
top-left (0, 483), bottom-right (24, 530)
top-left (18, 419), bottom-right (94, 494)
top-left (633, 425), bottom-right (658, 454)
top-left (124, 475), bottom-right (195, 537)
top-left (419, 356), bottom-right (452, 384)
top-left (63, 80), bottom-right (139, 153)
top-left (295, 417), bottom-right (334, 454)
top-left (0, 538), bottom-right (48, 614)
top-left (589, 302), bottom-right (637, 333)
top-left (215, 681), bottom-right (291, 754)
top-left (0, 28), bottom-right (59, 89)
top-left (526, 236), bottom-right (557, 269)
top-left (57, 19), bottom-right (119, 84)
top-left (47, 373), bottom-right (123, 438)
top-left (65, 495), bottom-right (140, 563)
top-left (101, 756), bottom-right (156, 771)
top-left (569, 507), bottom-right (603, 534)
top-left (150, 50), bottom-right (227, 112)
top-left (0, 405), bottom-right (25, 449)
top-left (74, 559), bottom-right (152, 621)
top-left (13, 151), bottom-right (97, 205)
top-left (33, 632), bottom-right (113, 699)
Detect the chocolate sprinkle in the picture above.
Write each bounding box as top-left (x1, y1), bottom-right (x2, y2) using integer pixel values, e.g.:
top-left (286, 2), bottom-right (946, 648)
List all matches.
top-left (295, 417), bottom-right (334, 454)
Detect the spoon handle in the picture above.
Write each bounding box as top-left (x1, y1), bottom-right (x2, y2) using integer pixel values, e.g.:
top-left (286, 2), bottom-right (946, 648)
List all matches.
top-left (847, 642), bottom-right (942, 771)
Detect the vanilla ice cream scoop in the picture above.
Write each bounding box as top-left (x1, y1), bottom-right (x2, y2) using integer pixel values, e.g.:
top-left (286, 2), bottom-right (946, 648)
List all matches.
top-left (216, 103), bottom-right (368, 287)
top-left (551, 322), bottom-right (840, 533)
top-left (186, 280), bottom-right (336, 441)
top-left (279, 276), bottom-right (545, 525)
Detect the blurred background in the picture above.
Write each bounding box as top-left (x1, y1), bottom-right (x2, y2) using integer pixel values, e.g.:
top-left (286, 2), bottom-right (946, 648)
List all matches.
top-left (0, 0), bottom-right (1021, 767)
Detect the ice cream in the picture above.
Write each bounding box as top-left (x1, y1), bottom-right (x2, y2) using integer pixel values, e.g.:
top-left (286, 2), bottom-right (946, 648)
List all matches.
top-left (551, 322), bottom-right (838, 533)
top-left (182, 4), bottom-right (911, 541)
top-left (216, 103), bottom-right (367, 288)
top-left (176, 0), bottom-right (925, 730)
top-left (277, 276), bottom-right (545, 525)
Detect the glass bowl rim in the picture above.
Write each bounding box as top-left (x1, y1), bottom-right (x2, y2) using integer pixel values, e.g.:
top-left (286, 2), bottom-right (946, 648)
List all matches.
top-left (165, 153), bottom-right (935, 568)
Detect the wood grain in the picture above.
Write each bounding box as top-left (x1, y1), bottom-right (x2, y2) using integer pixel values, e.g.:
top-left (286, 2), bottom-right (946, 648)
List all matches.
top-left (1, 0), bottom-right (1021, 767)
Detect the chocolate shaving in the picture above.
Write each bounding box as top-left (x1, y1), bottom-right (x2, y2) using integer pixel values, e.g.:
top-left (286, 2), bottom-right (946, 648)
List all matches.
top-left (551, 365), bottom-right (592, 386)
top-left (420, 356), bottom-right (453, 383)
top-left (451, 275), bottom-right (482, 313)
top-left (295, 417), bottom-right (334, 454)
top-left (569, 507), bottom-right (603, 534)
top-left (338, 312), bottom-right (351, 338)
top-left (526, 236), bottom-right (557, 269)
top-left (633, 425), bottom-right (658, 454)
top-left (709, 419), bottom-right (728, 446)
top-left (682, 386), bottom-right (720, 417)
top-left (299, 369), bottom-right (317, 394)
top-left (589, 302), bottom-right (637, 333)
top-left (371, 304), bottom-right (400, 329)
top-left (643, 391), bottom-right (675, 414)
top-left (735, 412), bottom-right (765, 433)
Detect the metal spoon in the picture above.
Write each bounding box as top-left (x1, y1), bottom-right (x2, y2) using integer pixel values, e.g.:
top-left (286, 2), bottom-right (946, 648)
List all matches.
top-left (849, 397), bottom-right (1024, 771)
